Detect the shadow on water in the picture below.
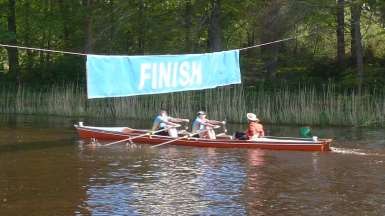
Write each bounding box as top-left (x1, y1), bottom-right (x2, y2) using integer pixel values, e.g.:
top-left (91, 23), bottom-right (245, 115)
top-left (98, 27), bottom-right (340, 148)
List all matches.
top-left (0, 139), bottom-right (75, 153)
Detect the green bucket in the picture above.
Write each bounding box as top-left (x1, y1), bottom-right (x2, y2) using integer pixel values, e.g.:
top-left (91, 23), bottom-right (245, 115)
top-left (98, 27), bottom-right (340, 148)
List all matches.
top-left (299, 127), bottom-right (312, 138)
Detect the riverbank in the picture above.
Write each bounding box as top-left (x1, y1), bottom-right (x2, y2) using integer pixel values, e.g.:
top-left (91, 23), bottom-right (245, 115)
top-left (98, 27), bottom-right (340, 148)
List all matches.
top-left (1, 84), bottom-right (384, 127)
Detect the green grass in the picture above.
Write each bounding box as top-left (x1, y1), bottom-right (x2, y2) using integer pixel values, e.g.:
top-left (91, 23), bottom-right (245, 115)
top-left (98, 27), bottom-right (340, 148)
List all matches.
top-left (1, 83), bottom-right (385, 127)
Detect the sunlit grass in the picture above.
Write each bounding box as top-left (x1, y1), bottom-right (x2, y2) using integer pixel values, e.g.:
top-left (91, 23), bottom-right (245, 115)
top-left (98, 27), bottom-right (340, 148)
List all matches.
top-left (1, 83), bottom-right (384, 127)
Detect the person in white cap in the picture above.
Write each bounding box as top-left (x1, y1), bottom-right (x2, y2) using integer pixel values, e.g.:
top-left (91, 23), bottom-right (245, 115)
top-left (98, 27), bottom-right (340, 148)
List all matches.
top-left (191, 111), bottom-right (225, 139)
top-left (235, 113), bottom-right (264, 140)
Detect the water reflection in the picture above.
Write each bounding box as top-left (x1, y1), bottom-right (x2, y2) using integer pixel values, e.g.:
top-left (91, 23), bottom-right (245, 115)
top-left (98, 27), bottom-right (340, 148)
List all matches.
top-left (243, 150), bottom-right (266, 215)
top-left (0, 141), bottom-right (89, 215)
top-left (1, 115), bottom-right (385, 215)
top-left (78, 147), bottom-right (259, 215)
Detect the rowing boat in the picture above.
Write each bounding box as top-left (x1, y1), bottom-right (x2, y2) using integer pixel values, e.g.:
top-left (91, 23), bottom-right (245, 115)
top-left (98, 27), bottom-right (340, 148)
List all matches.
top-left (74, 123), bottom-right (332, 151)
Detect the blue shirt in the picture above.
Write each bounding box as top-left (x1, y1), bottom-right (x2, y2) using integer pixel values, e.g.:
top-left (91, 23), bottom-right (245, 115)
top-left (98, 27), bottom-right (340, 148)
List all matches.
top-left (192, 117), bottom-right (205, 132)
top-left (153, 115), bottom-right (169, 130)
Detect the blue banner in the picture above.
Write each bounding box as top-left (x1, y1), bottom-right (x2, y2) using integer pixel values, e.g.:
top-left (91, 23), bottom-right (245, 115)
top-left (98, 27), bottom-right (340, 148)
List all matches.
top-left (86, 50), bottom-right (241, 98)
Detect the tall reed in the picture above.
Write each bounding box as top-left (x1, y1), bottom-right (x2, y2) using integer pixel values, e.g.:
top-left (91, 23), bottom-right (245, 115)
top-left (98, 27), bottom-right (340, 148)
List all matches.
top-left (1, 83), bottom-right (384, 127)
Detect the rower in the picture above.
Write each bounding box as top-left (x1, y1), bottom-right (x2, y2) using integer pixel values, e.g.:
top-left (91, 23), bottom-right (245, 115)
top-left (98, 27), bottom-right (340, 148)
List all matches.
top-left (191, 111), bottom-right (225, 139)
top-left (235, 113), bottom-right (264, 140)
top-left (152, 109), bottom-right (189, 137)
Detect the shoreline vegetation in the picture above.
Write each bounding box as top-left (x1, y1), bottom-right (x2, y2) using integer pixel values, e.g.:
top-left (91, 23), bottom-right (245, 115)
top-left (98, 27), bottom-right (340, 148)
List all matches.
top-left (1, 83), bottom-right (384, 127)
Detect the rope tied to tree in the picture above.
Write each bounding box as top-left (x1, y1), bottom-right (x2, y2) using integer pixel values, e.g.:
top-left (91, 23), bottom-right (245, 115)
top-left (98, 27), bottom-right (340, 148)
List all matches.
top-left (0, 33), bottom-right (314, 57)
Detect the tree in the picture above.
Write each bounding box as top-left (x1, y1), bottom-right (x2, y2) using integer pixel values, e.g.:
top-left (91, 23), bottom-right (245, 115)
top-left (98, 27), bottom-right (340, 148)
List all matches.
top-left (208, 0), bottom-right (222, 52)
top-left (259, 0), bottom-right (291, 80)
top-left (183, 0), bottom-right (193, 52)
top-left (350, 0), bottom-right (364, 91)
top-left (337, 0), bottom-right (345, 68)
top-left (6, 0), bottom-right (19, 84)
top-left (0, 0), bottom-right (383, 88)
top-left (22, 0), bottom-right (33, 73)
top-left (84, 0), bottom-right (93, 53)
top-left (137, 0), bottom-right (145, 54)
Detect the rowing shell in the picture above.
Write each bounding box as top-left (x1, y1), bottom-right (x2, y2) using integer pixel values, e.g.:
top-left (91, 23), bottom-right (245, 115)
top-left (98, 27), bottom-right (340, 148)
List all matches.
top-left (74, 124), bottom-right (332, 151)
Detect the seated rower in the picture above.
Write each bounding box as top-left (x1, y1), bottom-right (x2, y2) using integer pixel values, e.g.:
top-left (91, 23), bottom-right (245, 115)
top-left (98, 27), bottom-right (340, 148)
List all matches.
top-left (152, 109), bottom-right (189, 137)
top-left (192, 111), bottom-right (225, 139)
top-left (235, 113), bottom-right (264, 140)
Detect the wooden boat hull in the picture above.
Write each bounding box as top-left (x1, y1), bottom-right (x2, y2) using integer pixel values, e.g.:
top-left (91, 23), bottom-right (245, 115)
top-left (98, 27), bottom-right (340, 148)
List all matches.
top-left (74, 124), bottom-right (332, 151)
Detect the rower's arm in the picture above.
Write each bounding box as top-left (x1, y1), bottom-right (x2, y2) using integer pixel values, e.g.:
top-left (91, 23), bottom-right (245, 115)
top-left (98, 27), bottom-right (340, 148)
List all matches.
top-left (256, 124), bottom-right (265, 137)
top-left (157, 117), bottom-right (176, 126)
top-left (169, 117), bottom-right (189, 123)
top-left (201, 121), bottom-right (217, 128)
top-left (165, 121), bottom-right (179, 126)
top-left (208, 119), bottom-right (225, 125)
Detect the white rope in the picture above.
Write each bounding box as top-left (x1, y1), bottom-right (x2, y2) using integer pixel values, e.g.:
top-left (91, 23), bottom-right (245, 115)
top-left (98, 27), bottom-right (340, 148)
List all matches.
top-left (238, 33), bottom-right (314, 51)
top-left (0, 43), bottom-right (86, 56)
top-left (238, 37), bottom-right (296, 51)
top-left (0, 33), bottom-right (313, 56)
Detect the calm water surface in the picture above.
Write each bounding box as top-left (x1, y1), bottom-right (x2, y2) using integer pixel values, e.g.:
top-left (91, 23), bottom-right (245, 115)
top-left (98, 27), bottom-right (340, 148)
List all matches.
top-left (0, 115), bottom-right (384, 216)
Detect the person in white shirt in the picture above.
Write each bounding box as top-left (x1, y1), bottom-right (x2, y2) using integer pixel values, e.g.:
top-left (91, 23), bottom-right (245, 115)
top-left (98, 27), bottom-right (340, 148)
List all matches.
top-left (191, 111), bottom-right (224, 139)
top-left (152, 109), bottom-right (189, 137)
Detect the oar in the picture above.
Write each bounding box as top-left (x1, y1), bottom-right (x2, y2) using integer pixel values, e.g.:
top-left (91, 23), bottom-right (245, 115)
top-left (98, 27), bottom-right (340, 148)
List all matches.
top-left (217, 119), bottom-right (227, 135)
top-left (104, 125), bottom-right (180, 146)
top-left (216, 121), bottom-right (233, 139)
top-left (150, 135), bottom-right (191, 148)
top-left (151, 125), bottom-right (221, 148)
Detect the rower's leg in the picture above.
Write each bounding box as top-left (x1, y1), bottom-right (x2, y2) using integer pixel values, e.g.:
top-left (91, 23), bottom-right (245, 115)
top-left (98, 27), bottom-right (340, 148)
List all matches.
top-left (208, 129), bottom-right (216, 139)
top-left (168, 128), bottom-right (178, 137)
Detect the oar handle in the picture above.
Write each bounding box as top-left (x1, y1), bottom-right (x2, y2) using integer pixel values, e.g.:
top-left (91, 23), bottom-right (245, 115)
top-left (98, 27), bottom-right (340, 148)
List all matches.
top-left (150, 135), bottom-right (189, 148)
top-left (104, 133), bottom-right (150, 146)
top-left (105, 125), bottom-right (180, 146)
top-left (151, 127), bottom-right (219, 148)
top-left (222, 119), bottom-right (227, 133)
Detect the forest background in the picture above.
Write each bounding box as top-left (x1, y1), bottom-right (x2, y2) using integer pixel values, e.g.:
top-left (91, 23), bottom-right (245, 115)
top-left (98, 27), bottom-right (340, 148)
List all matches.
top-left (1, 0), bottom-right (385, 126)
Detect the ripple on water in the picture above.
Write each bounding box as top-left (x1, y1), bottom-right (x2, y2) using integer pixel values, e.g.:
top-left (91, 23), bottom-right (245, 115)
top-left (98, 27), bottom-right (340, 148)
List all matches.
top-left (3, 116), bottom-right (385, 216)
top-left (80, 148), bottom-right (249, 215)
top-left (330, 147), bottom-right (385, 156)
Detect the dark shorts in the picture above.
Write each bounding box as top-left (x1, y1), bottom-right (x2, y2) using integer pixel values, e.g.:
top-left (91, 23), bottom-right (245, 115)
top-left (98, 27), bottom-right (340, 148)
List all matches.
top-left (154, 127), bottom-right (169, 136)
top-left (234, 131), bottom-right (248, 140)
top-left (191, 134), bottom-right (200, 138)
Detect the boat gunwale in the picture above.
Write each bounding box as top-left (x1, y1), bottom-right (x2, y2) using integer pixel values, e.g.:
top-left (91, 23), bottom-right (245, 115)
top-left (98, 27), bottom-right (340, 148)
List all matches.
top-left (75, 125), bottom-right (332, 146)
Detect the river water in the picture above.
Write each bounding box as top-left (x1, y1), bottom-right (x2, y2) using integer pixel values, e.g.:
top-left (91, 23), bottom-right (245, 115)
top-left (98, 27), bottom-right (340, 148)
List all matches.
top-left (0, 115), bottom-right (384, 216)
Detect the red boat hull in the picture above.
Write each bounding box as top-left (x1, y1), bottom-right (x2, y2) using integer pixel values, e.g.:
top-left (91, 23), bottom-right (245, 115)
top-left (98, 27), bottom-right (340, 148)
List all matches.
top-left (75, 125), bottom-right (332, 151)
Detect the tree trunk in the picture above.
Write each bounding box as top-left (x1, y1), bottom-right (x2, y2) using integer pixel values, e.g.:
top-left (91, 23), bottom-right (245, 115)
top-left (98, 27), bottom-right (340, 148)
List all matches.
top-left (109, 0), bottom-right (114, 53)
top-left (23, 0), bottom-right (33, 73)
top-left (45, 0), bottom-right (53, 72)
top-left (39, 0), bottom-right (51, 73)
top-left (350, 2), bottom-right (357, 63)
top-left (243, 29), bottom-right (258, 84)
top-left (45, 26), bottom-right (52, 73)
top-left (208, 0), bottom-right (222, 52)
top-left (138, 0), bottom-right (145, 54)
top-left (337, 0), bottom-right (345, 68)
top-left (259, 1), bottom-right (282, 80)
top-left (261, 43), bottom-right (279, 80)
top-left (84, 0), bottom-right (93, 53)
top-left (6, 0), bottom-right (20, 84)
top-left (183, 0), bottom-right (193, 52)
top-left (351, 1), bottom-right (364, 91)
top-left (58, 0), bottom-right (70, 49)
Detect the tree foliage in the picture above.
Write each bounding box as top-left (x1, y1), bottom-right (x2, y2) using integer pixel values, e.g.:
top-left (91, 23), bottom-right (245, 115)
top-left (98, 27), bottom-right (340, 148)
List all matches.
top-left (0, 0), bottom-right (384, 89)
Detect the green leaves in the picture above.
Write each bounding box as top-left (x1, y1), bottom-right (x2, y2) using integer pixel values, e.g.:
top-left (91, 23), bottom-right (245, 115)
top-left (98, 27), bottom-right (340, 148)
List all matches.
top-left (0, 0), bottom-right (383, 87)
